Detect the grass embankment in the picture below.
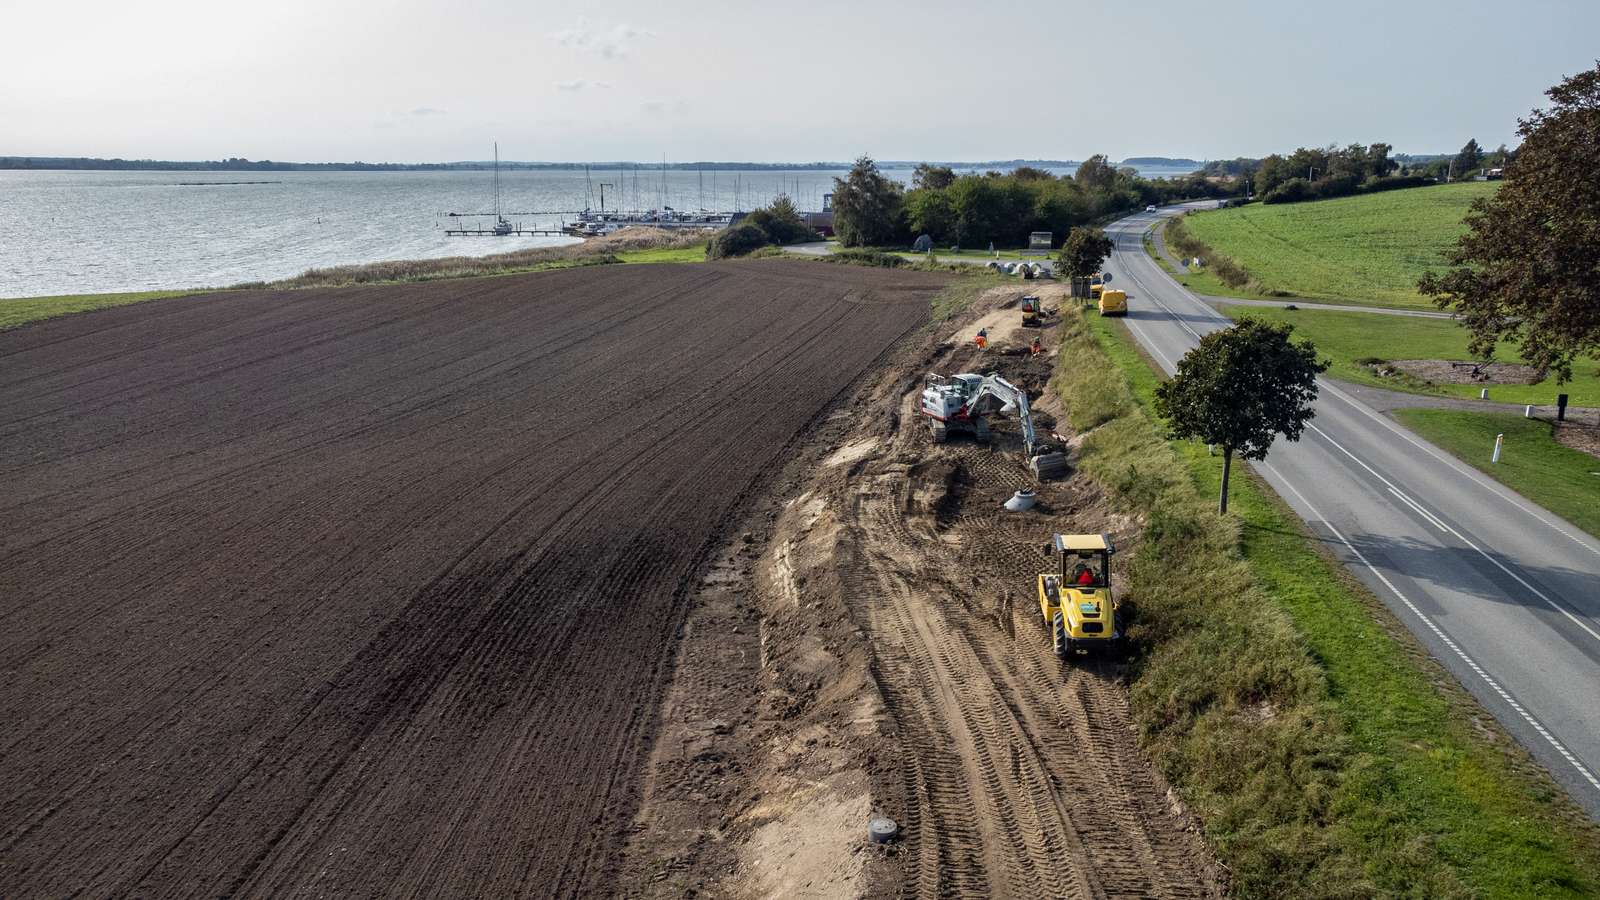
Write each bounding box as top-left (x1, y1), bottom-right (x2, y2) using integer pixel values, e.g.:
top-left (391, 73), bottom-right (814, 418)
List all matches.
top-left (1053, 309), bottom-right (1600, 897)
top-left (1394, 409), bottom-right (1600, 541)
top-left (0, 290), bottom-right (199, 330)
top-left (1219, 305), bottom-right (1600, 407)
top-left (1177, 183), bottom-right (1496, 310)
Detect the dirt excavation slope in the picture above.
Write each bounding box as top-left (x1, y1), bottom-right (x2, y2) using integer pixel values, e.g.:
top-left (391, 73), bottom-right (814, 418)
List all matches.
top-left (625, 287), bottom-right (1221, 897)
top-left (0, 261), bottom-right (943, 898)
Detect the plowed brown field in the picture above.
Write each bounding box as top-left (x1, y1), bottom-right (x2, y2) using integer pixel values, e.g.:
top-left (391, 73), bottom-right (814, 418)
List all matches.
top-left (0, 261), bottom-right (942, 898)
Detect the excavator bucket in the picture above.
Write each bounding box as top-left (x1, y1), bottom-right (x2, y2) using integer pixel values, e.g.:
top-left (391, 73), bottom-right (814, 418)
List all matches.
top-left (1030, 450), bottom-right (1069, 480)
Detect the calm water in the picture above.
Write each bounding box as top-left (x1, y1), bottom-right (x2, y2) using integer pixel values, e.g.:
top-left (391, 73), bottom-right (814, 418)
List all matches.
top-left (0, 163), bottom-right (1195, 298)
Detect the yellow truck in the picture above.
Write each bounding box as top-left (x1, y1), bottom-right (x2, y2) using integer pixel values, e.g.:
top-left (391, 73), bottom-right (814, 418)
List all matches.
top-left (1038, 533), bottom-right (1123, 659)
top-left (1097, 288), bottom-right (1127, 316)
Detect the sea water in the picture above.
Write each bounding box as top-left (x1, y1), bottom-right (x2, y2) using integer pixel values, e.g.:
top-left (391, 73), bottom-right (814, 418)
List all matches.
top-left (0, 164), bottom-right (1195, 298)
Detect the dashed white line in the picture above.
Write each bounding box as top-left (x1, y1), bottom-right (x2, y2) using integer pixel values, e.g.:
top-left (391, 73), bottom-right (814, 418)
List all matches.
top-left (1306, 421), bottom-right (1600, 647)
top-left (1266, 466), bottom-right (1600, 795)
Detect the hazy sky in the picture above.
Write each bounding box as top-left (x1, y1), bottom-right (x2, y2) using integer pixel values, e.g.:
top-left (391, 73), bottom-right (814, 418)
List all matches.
top-left (3, 0), bottom-right (1595, 163)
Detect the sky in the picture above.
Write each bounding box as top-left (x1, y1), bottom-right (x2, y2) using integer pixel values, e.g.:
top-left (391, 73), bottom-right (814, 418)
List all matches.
top-left (2, 0), bottom-right (1596, 164)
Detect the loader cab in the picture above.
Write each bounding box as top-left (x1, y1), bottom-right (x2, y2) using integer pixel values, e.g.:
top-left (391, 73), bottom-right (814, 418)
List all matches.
top-left (1037, 533), bottom-right (1122, 660)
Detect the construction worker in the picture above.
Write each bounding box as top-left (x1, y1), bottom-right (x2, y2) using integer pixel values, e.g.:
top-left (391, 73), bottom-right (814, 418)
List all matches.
top-left (975, 328), bottom-right (988, 351)
top-left (1030, 337), bottom-right (1043, 357)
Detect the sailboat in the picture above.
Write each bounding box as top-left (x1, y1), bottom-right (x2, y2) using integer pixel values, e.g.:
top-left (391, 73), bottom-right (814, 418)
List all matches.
top-left (490, 142), bottom-right (514, 235)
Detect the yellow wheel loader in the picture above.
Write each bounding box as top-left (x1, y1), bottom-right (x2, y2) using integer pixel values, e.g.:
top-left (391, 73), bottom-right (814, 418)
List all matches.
top-left (1038, 533), bottom-right (1123, 659)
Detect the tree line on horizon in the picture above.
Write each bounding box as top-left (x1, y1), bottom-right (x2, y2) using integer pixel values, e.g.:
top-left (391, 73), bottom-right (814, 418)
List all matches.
top-left (828, 156), bottom-right (1240, 249)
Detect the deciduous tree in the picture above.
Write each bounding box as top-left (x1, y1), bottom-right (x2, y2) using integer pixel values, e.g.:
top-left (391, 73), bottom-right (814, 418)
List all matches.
top-left (1056, 227), bottom-right (1114, 278)
top-left (1154, 319), bottom-right (1326, 513)
top-left (1420, 63), bottom-right (1600, 383)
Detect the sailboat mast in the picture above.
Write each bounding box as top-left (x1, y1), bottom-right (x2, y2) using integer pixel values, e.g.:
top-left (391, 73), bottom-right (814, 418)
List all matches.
top-left (493, 142), bottom-right (502, 219)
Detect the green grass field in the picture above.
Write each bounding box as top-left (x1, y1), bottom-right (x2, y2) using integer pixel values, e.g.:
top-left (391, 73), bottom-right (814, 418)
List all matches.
top-left (1219, 304), bottom-right (1600, 407)
top-left (615, 246), bottom-right (706, 264)
top-left (1, 290), bottom-right (199, 330)
top-left (1066, 310), bottom-right (1600, 897)
top-left (1394, 409), bottom-right (1600, 541)
top-left (1182, 183), bottom-right (1497, 310)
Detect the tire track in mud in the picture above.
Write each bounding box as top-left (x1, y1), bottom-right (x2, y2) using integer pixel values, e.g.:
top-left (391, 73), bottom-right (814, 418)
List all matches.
top-left (820, 343), bottom-right (1220, 898)
top-left (0, 261), bottom-right (944, 899)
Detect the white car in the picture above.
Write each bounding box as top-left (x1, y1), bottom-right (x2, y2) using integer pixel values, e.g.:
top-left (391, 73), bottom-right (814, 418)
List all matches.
top-left (1145, 204), bottom-right (1158, 212)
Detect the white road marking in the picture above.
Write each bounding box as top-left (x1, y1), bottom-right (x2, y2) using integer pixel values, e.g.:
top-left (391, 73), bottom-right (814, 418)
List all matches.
top-left (1306, 421), bottom-right (1600, 646)
top-left (1267, 466), bottom-right (1600, 796)
top-left (1387, 487), bottom-right (1449, 532)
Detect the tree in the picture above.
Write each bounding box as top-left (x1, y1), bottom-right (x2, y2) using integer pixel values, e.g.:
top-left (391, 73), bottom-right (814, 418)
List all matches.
top-left (832, 155), bottom-right (904, 247)
top-left (1010, 165), bottom-right (1054, 181)
top-left (1454, 138), bottom-right (1482, 175)
top-left (1420, 63), bottom-right (1600, 383)
top-left (1056, 227), bottom-right (1114, 278)
top-left (912, 163), bottom-right (956, 190)
top-left (1154, 319), bottom-right (1326, 513)
top-left (1074, 154), bottom-right (1118, 191)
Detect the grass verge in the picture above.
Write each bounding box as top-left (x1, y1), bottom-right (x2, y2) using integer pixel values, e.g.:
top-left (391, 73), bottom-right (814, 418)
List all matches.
top-left (1218, 304), bottom-right (1600, 407)
top-left (1393, 409), bottom-right (1600, 541)
top-left (1053, 308), bottom-right (1600, 897)
top-left (1, 290), bottom-right (200, 330)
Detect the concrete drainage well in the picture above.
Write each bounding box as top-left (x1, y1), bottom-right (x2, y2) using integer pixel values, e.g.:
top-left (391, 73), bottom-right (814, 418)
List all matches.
top-left (868, 817), bottom-right (900, 844)
top-left (1003, 489), bottom-right (1037, 512)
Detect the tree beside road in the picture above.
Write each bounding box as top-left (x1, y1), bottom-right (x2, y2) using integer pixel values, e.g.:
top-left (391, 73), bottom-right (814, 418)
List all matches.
top-left (1154, 319), bottom-right (1326, 513)
top-left (1420, 62), bottom-right (1600, 384)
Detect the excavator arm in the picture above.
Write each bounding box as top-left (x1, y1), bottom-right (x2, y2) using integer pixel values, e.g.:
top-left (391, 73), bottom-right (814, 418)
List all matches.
top-left (964, 376), bottom-right (1044, 458)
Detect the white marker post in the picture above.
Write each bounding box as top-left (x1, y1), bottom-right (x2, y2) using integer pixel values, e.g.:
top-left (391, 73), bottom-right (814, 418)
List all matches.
top-left (1492, 433), bottom-right (1504, 464)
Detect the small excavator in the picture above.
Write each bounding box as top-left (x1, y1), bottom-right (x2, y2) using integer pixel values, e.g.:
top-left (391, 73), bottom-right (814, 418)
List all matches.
top-left (1038, 533), bottom-right (1123, 659)
top-left (919, 372), bottom-right (1069, 479)
top-left (1020, 294), bottom-right (1044, 328)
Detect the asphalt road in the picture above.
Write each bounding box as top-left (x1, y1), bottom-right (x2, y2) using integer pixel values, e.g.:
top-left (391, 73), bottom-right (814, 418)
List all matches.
top-left (1107, 203), bottom-right (1600, 817)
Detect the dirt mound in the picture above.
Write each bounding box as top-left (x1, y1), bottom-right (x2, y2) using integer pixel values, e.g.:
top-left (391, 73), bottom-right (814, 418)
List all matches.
top-left (1384, 358), bottom-right (1543, 385)
top-left (0, 260), bottom-right (945, 898)
top-left (1555, 422), bottom-right (1600, 461)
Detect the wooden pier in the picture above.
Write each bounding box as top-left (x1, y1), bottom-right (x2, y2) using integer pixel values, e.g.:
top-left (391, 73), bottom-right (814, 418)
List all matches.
top-left (443, 225), bottom-right (567, 236)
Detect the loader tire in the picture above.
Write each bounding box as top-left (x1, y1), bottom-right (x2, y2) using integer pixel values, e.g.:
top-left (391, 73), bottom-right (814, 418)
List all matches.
top-left (1052, 612), bottom-right (1068, 660)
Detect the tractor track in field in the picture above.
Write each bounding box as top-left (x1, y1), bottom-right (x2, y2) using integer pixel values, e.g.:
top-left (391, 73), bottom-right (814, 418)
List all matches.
top-left (622, 287), bottom-right (1221, 897)
top-left (0, 260), bottom-right (945, 898)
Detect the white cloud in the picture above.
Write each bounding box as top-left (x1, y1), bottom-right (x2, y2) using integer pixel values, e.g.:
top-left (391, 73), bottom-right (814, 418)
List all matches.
top-left (409, 107), bottom-right (446, 117)
top-left (550, 18), bottom-right (653, 60)
top-left (555, 80), bottom-right (611, 92)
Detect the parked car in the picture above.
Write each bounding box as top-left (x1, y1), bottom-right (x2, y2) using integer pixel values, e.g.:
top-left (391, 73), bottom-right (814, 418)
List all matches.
top-left (1144, 204), bottom-right (1158, 212)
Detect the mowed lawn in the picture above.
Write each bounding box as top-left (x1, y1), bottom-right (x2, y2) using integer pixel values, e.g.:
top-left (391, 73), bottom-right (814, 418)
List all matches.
top-left (1221, 304), bottom-right (1600, 407)
top-left (1184, 182), bottom-right (1497, 310)
top-left (1393, 409), bottom-right (1600, 541)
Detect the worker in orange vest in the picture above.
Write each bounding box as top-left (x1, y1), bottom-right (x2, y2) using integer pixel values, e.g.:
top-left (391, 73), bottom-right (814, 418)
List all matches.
top-left (975, 328), bottom-right (988, 351)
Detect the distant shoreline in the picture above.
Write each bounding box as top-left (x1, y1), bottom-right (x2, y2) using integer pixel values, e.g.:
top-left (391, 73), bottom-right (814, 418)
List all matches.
top-left (0, 156), bottom-right (1202, 173)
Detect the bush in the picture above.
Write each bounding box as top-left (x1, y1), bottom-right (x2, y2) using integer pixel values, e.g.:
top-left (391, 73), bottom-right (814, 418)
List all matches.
top-left (1262, 178), bottom-right (1312, 204)
top-left (1361, 174), bottom-right (1435, 193)
top-left (705, 222), bottom-right (773, 259)
top-left (822, 248), bottom-right (906, 268)
top-left (740, 194), bottom-right (817, 245)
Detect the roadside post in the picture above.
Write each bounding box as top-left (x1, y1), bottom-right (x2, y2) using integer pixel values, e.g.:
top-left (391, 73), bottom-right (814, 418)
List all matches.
top-left (1525, 405), bottom-right (1534, 418)
top-left (1492, 433), bottom-right (1504, 463)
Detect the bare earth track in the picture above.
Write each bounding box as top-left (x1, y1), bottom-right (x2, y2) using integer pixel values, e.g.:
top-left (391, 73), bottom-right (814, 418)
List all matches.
top-left (0, 261), bottom-right (943, 898)
top-left (622, 289), bottom-right (1221, 897)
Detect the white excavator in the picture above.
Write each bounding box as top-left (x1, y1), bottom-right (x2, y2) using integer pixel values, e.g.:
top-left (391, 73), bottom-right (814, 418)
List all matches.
top-left (919, 372), bottom-right (1069, 479)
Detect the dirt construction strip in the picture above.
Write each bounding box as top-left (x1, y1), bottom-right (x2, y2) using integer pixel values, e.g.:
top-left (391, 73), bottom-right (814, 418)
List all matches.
top-left (0, 261), bottom-right (945, 898)
top-left (623, 288), bottom-right (1221, 897)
